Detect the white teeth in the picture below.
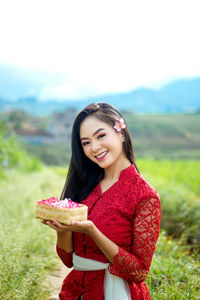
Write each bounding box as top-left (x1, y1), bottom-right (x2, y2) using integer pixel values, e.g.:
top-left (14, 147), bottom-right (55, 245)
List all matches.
top-left (96, 151), bottom-right (107, 158)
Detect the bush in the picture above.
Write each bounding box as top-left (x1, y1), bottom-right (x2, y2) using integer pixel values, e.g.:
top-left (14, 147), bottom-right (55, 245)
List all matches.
top-left (138, 159), bottom-right (200, 250)
top-left (0, 113), bottom-right (42, 175)
top-left (0, 134), bottom-right (42, 175)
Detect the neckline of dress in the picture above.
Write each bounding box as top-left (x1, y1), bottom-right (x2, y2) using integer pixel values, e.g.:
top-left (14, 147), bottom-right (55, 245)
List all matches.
top-left (96, 163), bottom-right (136, 196)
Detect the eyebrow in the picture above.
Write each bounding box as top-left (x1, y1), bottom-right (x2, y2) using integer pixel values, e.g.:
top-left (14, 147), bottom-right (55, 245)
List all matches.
top-left (80, 128), bottom-right (105, 141)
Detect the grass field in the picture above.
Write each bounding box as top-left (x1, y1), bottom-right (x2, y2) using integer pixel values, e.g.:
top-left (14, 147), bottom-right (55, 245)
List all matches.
top-left (0, 168), bottom-right (65, 300)
top-left (138, 159), bottom-right (200, 249)
top-left (126, 113), bottom-right (200, 160)
top-left (0, 160), bottom-right (200, 299)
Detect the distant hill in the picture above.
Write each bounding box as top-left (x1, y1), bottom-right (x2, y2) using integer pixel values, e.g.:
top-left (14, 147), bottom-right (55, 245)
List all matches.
top-left (0, 77), bottom-right (200, 115)
top-left (92, 78), bottom-right (200, 113)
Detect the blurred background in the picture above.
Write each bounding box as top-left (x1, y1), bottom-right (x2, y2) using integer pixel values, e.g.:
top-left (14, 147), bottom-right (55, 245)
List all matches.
top-left (0, 1), bottom-right (200, 299)
top-left (0, 0), bottom-right (200, 166)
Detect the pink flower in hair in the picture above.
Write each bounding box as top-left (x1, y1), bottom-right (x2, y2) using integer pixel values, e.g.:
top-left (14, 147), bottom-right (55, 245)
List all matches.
top-left (113, 118), bottom-right (126, 132)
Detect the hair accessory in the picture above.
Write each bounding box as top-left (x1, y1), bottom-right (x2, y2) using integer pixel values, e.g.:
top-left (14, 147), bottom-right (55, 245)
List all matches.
top-left (113, 118), bottom-right (126, 132)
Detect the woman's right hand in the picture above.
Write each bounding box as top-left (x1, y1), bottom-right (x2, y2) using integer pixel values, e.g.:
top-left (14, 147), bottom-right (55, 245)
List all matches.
top-left (40, 218), bottom-right (72, 233)
top-left (41, 219), bottom-right (74, 254)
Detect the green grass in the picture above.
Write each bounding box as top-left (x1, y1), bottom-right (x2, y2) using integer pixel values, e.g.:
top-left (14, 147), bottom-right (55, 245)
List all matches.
top-left (0, 167), bottom-right (67, 300)
top-left (147, 232), bottom-right (200, 299)
top-left (137, 159), bottom-right (200, 250)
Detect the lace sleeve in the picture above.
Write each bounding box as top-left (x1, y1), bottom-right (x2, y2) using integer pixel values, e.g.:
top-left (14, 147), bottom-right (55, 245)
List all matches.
top-left (108, 197), bottom-right (161, 284)
top-left (56, 244), bottom-right (74, 268)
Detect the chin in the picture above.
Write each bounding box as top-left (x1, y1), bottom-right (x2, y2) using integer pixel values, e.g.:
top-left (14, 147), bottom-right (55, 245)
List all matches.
top-left (98, 160), bottom-right (114, 169)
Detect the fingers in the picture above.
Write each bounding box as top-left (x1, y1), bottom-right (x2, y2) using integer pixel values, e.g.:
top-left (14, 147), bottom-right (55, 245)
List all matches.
top-left (40, 218), bottom-right (93, 235)
top-left (40, 218), bottom-right (72, 232)
top-left (47, 220), bottom-right (60, 230)
top-left (41, 219), bottom-right (58, 230)
top-left (52, 218), bottom-right (66, 228)
top-left (40, 219), bottom-right (48, 225)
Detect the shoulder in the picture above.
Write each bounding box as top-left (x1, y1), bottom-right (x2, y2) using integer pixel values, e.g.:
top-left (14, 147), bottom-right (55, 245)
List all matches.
top-left (137, 174), bottom-right (160, 199)
top-left (121, 165), bottom-right (160, 203)
top-left (127, 174), bottom-right (161, 221)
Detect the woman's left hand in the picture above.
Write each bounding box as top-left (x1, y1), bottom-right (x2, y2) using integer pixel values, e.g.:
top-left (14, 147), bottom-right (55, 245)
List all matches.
top-left (42, 218), bottom-right (95, 236)
top-left (69, 219), bottom-right (95, 236)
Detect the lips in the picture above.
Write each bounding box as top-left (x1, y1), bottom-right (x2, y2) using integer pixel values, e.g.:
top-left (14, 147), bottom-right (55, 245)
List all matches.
top-left (95, 150), bottom-right (108, 160)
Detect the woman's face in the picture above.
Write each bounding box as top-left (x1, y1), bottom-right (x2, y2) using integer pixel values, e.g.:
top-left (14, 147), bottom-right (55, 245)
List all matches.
top-left (80, 116), bottom-right (126, 169)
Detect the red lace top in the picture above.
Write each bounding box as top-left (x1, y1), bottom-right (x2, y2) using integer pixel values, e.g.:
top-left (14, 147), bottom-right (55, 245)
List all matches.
top-left (56, 164), bottom-right (161, 300)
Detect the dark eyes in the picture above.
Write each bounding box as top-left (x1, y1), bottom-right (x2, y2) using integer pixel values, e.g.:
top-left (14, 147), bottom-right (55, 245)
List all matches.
top-left (82, 134), bottom-right (105, 146)
top-left (98, 134), bottom-right (105, 139)
top-left (82, 141), bottom-right (90, 146)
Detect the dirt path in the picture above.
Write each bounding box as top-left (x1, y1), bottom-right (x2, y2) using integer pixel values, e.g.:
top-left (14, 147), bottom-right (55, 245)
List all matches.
top-left (47, 262), bottom-right (73, 300)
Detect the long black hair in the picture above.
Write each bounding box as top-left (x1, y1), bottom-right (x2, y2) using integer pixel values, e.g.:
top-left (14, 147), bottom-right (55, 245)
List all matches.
top-left (60, 102), bottom-right (139, 202)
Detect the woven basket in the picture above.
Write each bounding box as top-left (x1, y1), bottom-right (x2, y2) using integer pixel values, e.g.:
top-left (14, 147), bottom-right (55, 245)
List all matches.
top-left (35, 203), bottom-right (88, 225)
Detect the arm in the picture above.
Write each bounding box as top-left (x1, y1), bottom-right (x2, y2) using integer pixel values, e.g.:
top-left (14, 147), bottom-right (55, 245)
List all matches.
top-left (107, 197), bottom-right (161, 283)
top-left (56, 231), bottom-right (74, 268)
top-left (57, 231), bottom-right (73, 252)
top-left (41, 219), bottom-right (74, 268)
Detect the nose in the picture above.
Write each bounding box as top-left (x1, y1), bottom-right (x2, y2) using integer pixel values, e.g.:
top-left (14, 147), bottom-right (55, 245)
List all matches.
top-left (91, 139), bottom-right (101, 153)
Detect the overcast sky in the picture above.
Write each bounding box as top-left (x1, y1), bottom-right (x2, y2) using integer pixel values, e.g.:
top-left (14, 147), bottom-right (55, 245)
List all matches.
top-left (0, 0), bottom-right (200, 100)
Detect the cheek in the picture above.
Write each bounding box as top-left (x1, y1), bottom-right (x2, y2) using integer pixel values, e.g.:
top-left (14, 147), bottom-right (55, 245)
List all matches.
top-left (102, 135), bottom-right (113, 147)
top-left (82, 146), bottom-right (91, 157)
top-left (106, 136), bottom-right (122, 150)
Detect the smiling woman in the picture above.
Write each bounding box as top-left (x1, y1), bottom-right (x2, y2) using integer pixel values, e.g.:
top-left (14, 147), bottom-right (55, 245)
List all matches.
top-left (80, 117), bottom-right (126, 171)
top-left (41, 102), bottom-right (161, 300)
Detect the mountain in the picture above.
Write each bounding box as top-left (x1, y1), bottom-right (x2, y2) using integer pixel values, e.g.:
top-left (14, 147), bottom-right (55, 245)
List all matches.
top-left (0, 77), bottom-right (200, 115)
top-left (93, 78), bottom-right (200, 113)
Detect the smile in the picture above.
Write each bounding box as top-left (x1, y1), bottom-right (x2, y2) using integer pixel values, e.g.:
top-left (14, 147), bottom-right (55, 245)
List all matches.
top-left (95, 151), bottom-right (108, 161)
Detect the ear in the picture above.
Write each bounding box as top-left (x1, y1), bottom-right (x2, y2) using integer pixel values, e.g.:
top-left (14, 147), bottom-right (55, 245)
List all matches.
top-left (120, 131), bottom-right (125, 142)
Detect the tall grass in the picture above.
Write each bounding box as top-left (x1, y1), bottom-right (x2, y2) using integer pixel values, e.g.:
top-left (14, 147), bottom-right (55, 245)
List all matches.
top-left (138, 159), bottom-right (200, 250)
top-left (147, 232), bottom-right (200, 299)
top-left (0, 168), bottom-right (67, 300)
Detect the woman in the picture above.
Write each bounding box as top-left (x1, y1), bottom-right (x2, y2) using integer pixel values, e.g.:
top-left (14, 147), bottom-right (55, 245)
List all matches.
top-left (41, 102), bottom-right (161, 299)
